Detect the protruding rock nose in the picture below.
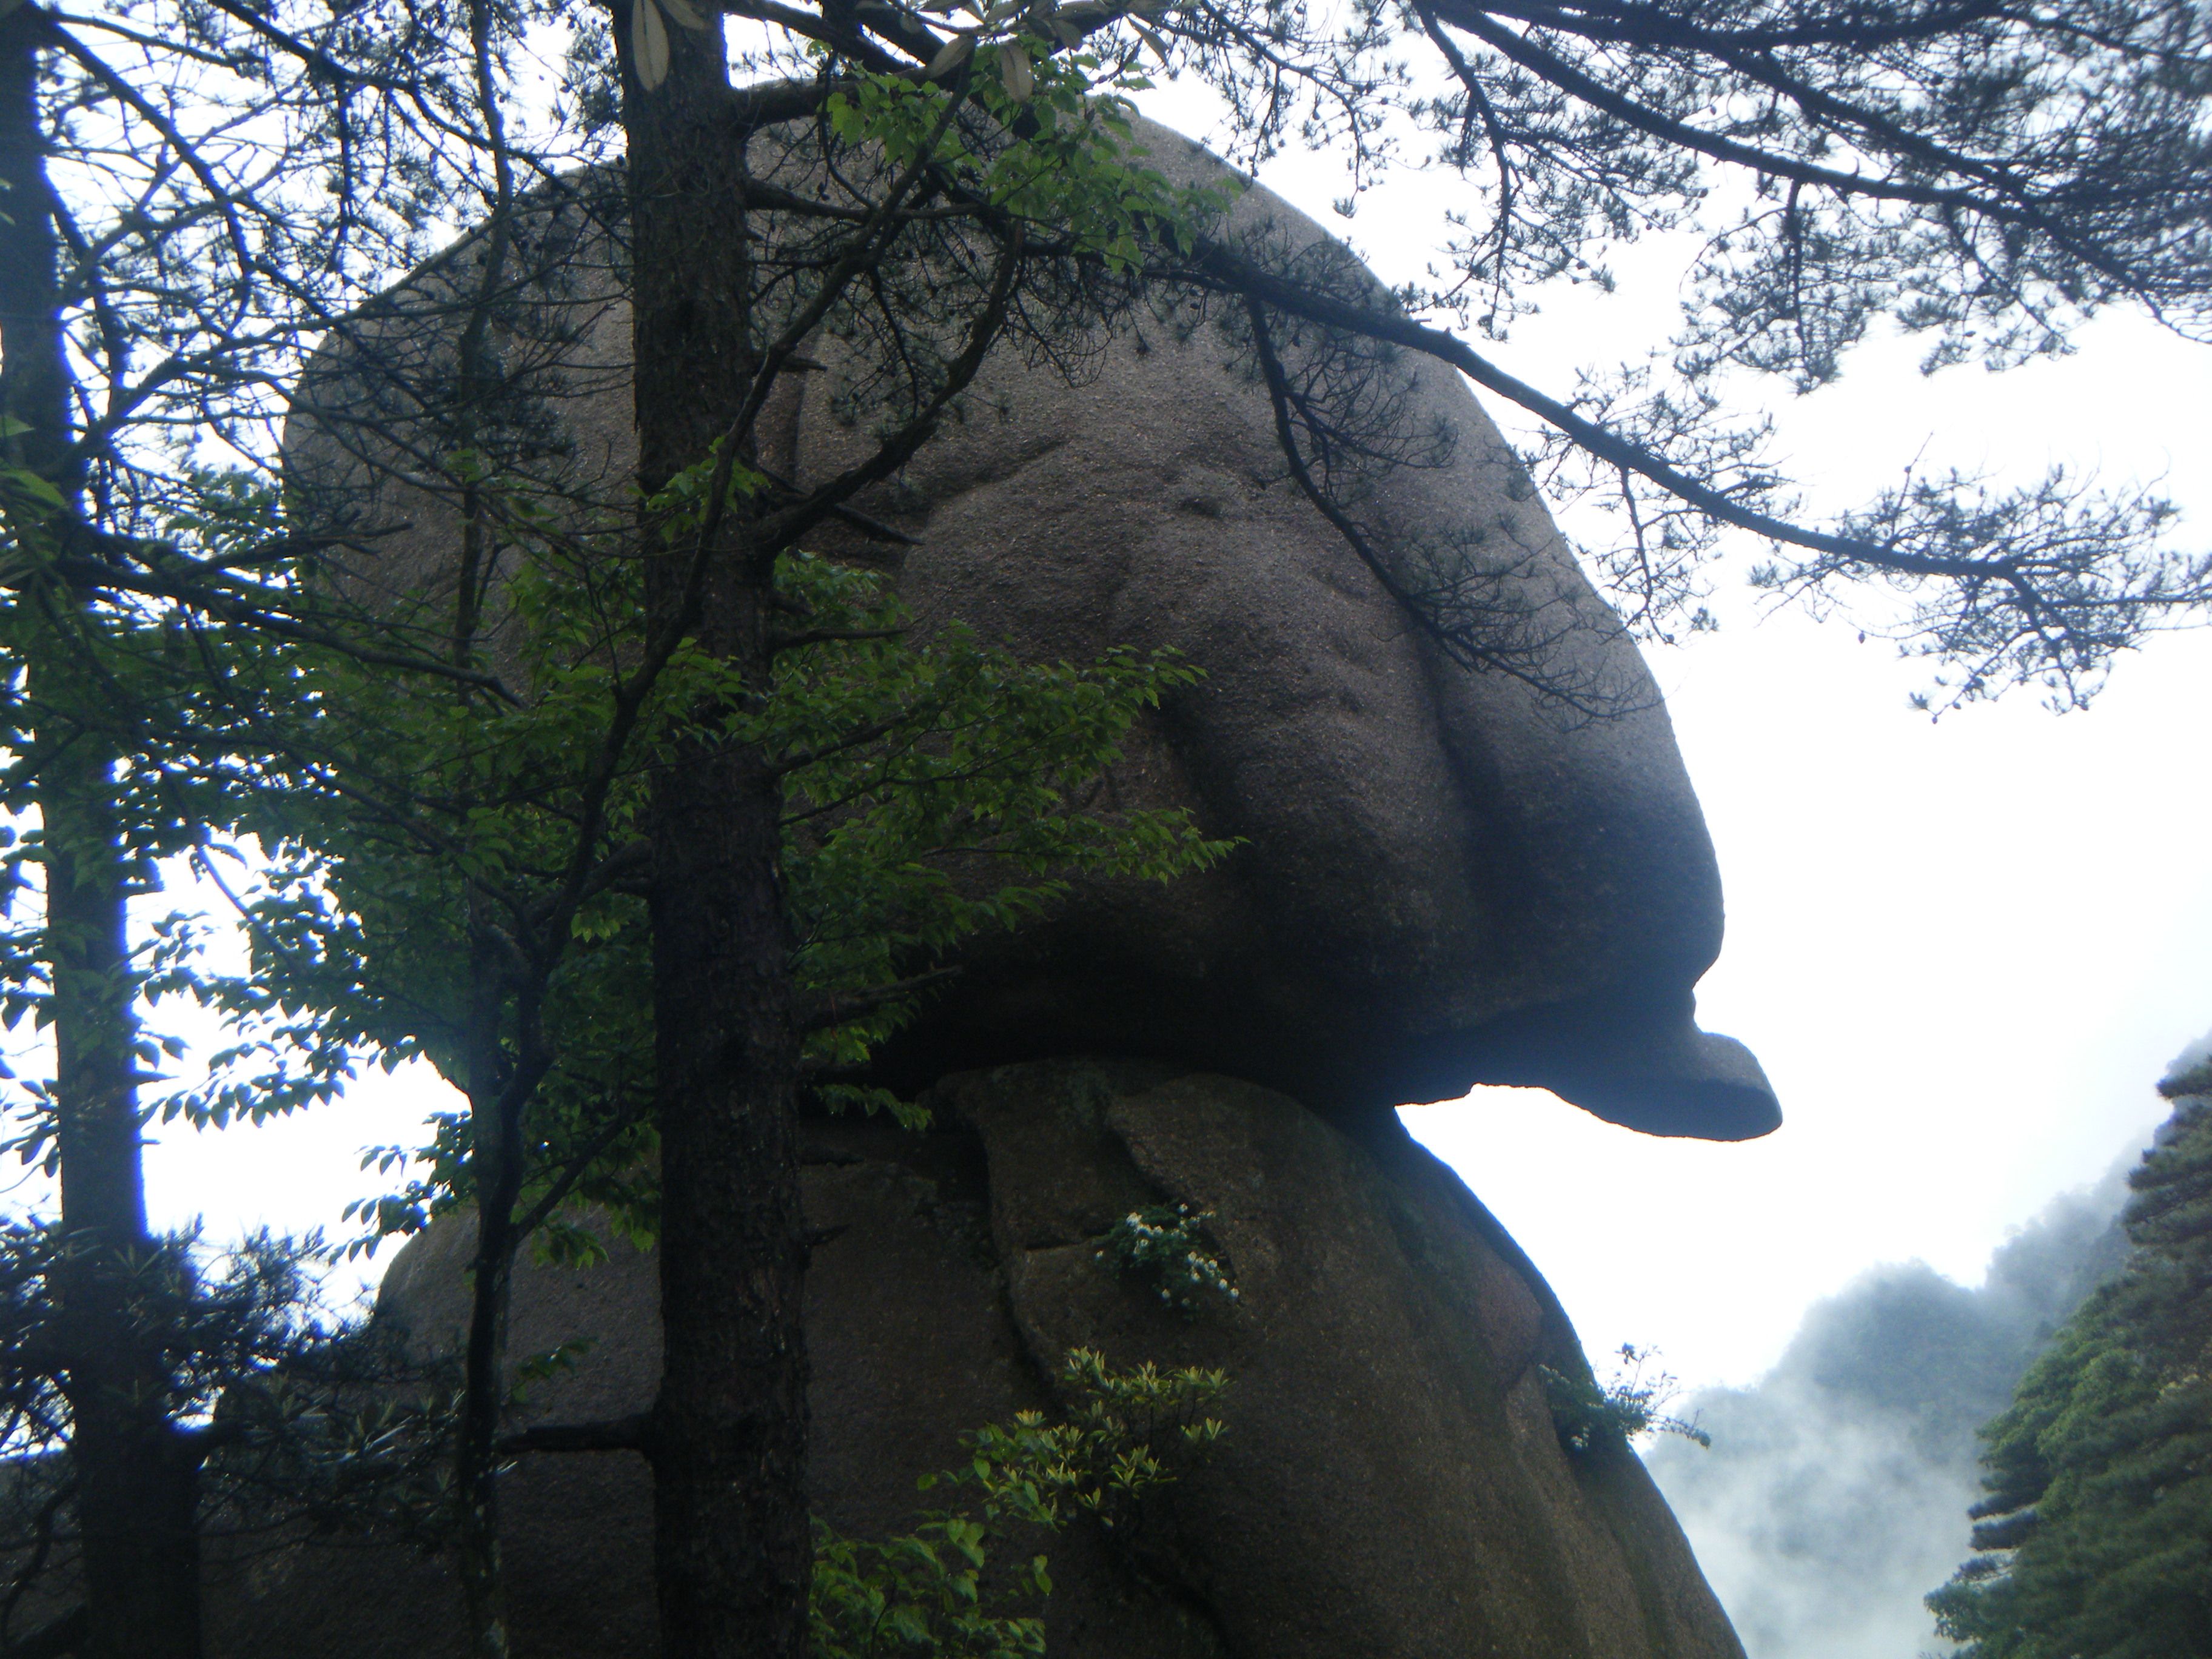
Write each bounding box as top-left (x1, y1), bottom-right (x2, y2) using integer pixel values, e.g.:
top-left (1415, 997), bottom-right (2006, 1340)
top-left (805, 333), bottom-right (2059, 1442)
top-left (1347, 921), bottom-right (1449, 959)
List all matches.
top-left (1551, 1025), bottom-right (1781, 1141)
top-left (1450, 997), bottom-right (1781, 1140)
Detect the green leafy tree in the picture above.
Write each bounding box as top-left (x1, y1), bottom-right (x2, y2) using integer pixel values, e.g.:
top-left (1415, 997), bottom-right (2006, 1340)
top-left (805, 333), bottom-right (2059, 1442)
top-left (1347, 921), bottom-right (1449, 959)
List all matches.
top-left (184, 452), bottom-right (1226, 1655)
top-left (598, 30), bottom-right (1256, 1654)
top-left (1929, 1058), bottom-right (2212, 1659)
top-left (811, 1350), bottom-right (1227, 1659)
top-left (0, 0), bottom-right (599, 1646)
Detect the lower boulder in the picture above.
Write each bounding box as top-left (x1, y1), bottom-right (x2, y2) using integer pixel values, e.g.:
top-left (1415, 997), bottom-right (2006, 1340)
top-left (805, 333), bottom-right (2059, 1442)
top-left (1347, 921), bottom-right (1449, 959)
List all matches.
top-left (210, 1061), bottom-right (1742, 1659)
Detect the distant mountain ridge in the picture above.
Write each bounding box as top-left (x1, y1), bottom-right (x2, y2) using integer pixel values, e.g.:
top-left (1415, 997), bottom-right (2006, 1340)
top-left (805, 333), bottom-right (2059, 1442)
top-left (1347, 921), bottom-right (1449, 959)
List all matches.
top-left (1644, 1161), bottom-right (2134, 1659)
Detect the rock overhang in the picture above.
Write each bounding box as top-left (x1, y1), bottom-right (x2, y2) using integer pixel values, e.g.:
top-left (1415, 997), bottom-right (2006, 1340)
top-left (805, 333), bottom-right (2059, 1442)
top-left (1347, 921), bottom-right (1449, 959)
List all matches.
top-left (282, 117), bottom-right (1781, 1143)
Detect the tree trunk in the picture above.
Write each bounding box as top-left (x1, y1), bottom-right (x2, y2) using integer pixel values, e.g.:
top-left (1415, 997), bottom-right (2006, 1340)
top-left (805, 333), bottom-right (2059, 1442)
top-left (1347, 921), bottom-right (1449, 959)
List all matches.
top-left (455, 932), bottom-right (520, 1659)
top-left (449, 22), bottom-right (522, 1634)
top-left (617, 8), bottom-right (813, 1658)
top-left (645, 686), bottom-right (809, 1659)
top-left (42, 753), bottom-right (203, 1659)
top-left (0, 15), bottom-right (204, 1657)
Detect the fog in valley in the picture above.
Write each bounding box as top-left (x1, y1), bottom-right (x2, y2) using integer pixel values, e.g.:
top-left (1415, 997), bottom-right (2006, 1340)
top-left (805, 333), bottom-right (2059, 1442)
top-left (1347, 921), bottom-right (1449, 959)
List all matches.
top-left (1644, 1162), bottom-right (2136, 1659)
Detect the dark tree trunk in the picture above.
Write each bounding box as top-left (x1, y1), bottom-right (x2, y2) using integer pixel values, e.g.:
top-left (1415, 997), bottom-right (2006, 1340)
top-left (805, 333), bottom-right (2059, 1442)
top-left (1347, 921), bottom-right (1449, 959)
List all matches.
top-left (617, 8), bottom-right (813, 1658)
top-left (0, 13), bottom-right (204, 1657)
top-left (455, 934), bottom-right (521, 1659)
top-left (43, 761), bottom-right (203, 1659)
top-left (644, 686), bottom-right (809, 1659)
top-left (449, 21), bottom-right (523, 1636)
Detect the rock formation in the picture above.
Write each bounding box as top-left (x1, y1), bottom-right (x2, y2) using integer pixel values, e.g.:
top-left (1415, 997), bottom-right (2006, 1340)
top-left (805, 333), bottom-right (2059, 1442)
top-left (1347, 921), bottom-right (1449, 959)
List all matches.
top-left (292, 119), bottom-right (1777, 1141)
top-left (212, 1065), bottom-right (1744, 1659)
top-left (252, 116), bottom-right (1776, 1659)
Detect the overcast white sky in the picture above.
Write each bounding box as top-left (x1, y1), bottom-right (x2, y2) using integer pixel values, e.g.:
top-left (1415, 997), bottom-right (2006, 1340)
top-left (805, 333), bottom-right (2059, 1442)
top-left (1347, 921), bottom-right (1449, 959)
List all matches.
top-left (121, 61), bottom-right (2212, 1394)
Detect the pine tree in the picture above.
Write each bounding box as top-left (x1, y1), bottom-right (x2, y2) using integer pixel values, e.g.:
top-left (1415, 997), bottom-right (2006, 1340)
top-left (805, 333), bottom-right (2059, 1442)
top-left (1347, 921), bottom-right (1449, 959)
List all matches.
top-left (1930, 1057), bottom-right (2212, 1659)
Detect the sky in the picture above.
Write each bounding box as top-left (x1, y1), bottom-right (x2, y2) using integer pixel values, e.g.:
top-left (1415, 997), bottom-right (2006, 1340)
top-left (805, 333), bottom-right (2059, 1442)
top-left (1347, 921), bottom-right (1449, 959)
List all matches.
top-left (110, 55), bottom-right (2212, 1398)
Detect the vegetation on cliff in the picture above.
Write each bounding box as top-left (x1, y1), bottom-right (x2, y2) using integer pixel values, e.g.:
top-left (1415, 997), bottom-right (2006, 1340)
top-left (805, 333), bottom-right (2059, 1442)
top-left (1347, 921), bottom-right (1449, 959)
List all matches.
top-left (814, 1352), bottom-right (1227, 1659)
top-left (1929, 1059), bottom-right (2212, 1659)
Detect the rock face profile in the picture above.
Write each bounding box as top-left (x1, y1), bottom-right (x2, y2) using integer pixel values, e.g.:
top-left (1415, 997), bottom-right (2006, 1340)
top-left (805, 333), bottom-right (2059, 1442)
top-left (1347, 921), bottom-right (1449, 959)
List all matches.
top-left (292, 118), bottom-right (1777, 1141)
top-left (258, 115), bottom-right (1774, 1659)
top-left (212, 1065), bottom-right (1744, 1659)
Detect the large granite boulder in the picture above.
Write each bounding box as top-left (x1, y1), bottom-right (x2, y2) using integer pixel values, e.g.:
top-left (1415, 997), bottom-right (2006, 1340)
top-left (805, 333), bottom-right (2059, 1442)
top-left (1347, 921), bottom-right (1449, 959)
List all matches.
top-left (207, 1062), bottom-right (1746, 1659)
top-left (288, 117), bottom-right (1777, 1139)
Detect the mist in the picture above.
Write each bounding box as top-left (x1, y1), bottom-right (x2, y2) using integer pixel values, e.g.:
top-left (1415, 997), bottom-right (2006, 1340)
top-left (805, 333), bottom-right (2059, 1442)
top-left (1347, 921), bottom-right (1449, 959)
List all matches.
top-left (1642, 1162), bottom-right (2134, 1659)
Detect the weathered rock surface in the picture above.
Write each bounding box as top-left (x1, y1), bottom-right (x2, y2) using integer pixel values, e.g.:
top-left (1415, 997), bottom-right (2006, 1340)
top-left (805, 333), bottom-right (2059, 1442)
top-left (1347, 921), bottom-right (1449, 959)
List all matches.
top-left (208, 1062), bottom-right (1745, 1659)
top-left (288, 118), bottom-right (1776, 1139)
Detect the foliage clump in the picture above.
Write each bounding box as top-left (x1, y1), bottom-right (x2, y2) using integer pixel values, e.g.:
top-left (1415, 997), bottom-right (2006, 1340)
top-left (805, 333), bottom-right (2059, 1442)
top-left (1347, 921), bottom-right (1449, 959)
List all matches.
top-left (1541, 1344), bottom-right (1709, 1455)
top-left (193, 530), bottom-right (1230, 1251)
top-left (1095, 1204), bottom-right (1238, 1314)
top-left (0, 1225), bottom-right (461, 1589)
top-left (1927, 1066), bottom-right (2212, 1659)
top-left (810, 1349), bottom-right (1227, 1658)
